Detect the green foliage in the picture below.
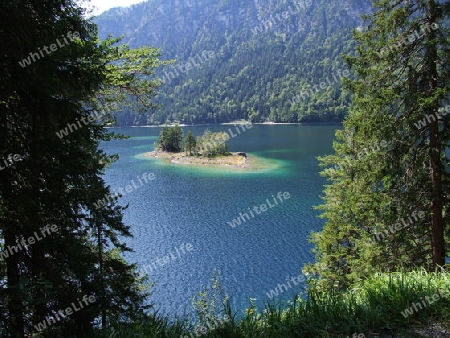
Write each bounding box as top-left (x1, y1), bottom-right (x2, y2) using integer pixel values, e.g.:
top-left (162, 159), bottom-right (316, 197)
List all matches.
top-left (0, 0), bottom-right (160, 335)
top-left (95, 0), bottom-right (368, 125)
top-left (155, 125), bottom-right (183, 152)
top-left (93, 40), bottom-right (167, 113)
top-left (183, 131), bottom-right (197, 155)
top-left (308, 0), bottom-right (450, 289)
top-left (196, 129), bottom-right (230, 157)
top-left (155, 127), bottom-right (230, 157)
top-left (89, 270), bottom-right (450, 337)
top-left (191, 270), bottom-right (230, 328)
top-left (90, 314), bottom-right (188, 338)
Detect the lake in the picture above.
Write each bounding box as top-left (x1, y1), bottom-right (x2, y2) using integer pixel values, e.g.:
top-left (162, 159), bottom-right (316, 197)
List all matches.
top-left (100, 124), bottom-right (339, 318)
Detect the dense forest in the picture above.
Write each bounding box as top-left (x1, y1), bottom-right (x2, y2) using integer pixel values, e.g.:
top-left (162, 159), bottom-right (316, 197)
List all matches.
top-left (95, 0), bottom-right (371, 125)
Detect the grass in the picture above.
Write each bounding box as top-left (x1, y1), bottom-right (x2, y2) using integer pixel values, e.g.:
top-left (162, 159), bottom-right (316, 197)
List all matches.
top-left (92, 269), bottom-right (450, 338)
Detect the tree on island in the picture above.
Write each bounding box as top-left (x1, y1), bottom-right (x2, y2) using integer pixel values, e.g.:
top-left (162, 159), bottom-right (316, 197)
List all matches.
top-left (183, 131), bottom-right (197, 155)
top-left (155, 125), bottom-right (183, 152)
top-left (155, 127), bottom-right (231, 157)
top-left (196, 129), bottom-right (230, 157)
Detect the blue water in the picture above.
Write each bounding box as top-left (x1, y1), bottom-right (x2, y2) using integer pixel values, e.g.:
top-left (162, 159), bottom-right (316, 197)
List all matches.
top-left (100, 124), bottom-right (338, 318)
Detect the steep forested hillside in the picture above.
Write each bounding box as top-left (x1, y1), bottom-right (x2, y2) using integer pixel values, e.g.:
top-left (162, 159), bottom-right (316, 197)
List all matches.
top-left (96, 0), bottom-right (371, 125)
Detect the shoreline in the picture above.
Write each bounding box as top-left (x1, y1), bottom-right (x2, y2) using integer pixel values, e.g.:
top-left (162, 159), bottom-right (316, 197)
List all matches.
top-left (143, 151), bottom-right (248, 169)
top-left (121, 122), bottom-right (342, 128)
top-left (141, 151), bottom-right (275, 172)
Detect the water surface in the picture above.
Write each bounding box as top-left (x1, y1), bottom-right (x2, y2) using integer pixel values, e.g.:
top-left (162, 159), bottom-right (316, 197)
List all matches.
top-left (101, 124), bottom-right (339, 317)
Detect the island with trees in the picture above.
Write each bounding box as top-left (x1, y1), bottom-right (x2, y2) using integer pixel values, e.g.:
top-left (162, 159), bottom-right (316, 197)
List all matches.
top-left (145, 125), bottom-right (253, 169)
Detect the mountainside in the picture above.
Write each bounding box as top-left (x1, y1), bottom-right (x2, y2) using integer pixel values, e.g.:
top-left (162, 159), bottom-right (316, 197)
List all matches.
top-left (95, 0), bottom-right (371, 125)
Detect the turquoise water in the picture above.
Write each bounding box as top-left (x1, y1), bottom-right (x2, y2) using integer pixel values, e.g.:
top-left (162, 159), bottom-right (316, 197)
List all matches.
top-left (100, 124), bottom-right (339, 317)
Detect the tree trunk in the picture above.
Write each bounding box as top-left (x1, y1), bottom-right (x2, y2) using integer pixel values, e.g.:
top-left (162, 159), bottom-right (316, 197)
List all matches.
top-left (427, 0), bottom-right (445, 268)
top-left (97, 223), bottom-right (107, 330)
top-left (1, 106), bottom-right (24, 336)
top-left (5, 228), bottom-right (24, 337)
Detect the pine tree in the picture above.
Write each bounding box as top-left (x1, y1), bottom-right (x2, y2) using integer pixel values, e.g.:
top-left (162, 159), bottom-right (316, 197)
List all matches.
top-left (0, 0), bottom-right (159, 335)
top-left (183, 131), bottom-right (197, 155)
top-left (307, 0), bottom-right (449, 290)
top-left (156, 125), bottom-right (183, 152)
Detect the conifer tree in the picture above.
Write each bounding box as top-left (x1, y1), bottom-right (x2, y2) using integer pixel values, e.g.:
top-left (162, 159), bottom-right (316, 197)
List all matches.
top-left (183, 131), bottom-right (197, 155)
top-left (307, 0), bottom-right (449, 290)
top-left (0, 0), bottom-right (160, 335)
top-left (155, 125), bottom-right (183, 152)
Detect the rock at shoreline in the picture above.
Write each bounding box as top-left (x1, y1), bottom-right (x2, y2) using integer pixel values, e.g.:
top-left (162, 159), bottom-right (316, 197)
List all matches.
top-left (144, 151), bottom-right (248, 169)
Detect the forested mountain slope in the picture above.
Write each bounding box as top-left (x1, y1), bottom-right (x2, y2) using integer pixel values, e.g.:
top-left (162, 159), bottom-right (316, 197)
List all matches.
top-left (96, 0), bottom-right (371, 125)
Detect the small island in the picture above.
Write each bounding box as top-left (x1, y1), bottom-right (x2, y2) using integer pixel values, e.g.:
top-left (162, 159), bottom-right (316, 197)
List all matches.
top-left (144, 125), bottom-right (252, 169)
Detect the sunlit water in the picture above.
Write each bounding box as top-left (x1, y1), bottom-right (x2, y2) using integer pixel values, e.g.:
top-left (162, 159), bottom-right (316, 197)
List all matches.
top-left (100, 124), bottom-right (338, 318)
